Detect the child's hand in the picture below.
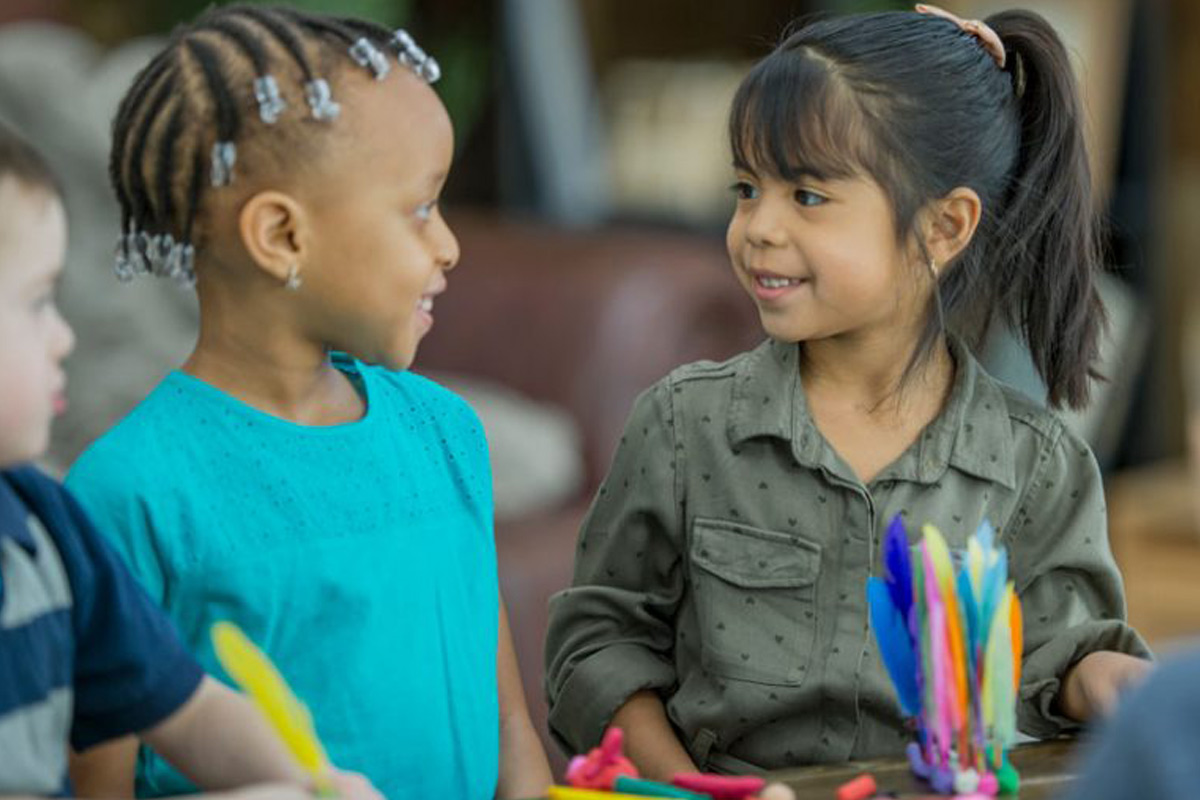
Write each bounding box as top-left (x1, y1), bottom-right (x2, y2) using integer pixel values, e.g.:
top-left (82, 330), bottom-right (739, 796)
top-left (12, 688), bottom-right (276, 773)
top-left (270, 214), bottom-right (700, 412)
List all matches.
top-left (325, 769), bottom-right (384, 800)
top-left (222, 783), bottom-right (318, 800)
top-left (1060, 651), bottom-right (1152, 721)
top-left (220, 772), bottom-right (384, 800)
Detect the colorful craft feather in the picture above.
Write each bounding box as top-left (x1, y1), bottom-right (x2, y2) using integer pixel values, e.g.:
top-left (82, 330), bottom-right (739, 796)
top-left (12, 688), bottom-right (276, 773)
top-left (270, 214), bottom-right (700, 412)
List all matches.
top-left (867, 516), bottom-right (1023, 796)
top-left (211, 622), bottom-right (332, 794)
top-left (883, 516), bottom-right (914, 622)
top-left (867, 577), bottom-right (921, 716)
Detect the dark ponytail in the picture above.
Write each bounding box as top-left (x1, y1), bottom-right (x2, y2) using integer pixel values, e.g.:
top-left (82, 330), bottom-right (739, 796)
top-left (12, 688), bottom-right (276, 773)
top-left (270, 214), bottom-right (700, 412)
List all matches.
top-left (729, 9), bottom-right (1104, 409)
top-left (986, 10), bottom-right (1104, 409)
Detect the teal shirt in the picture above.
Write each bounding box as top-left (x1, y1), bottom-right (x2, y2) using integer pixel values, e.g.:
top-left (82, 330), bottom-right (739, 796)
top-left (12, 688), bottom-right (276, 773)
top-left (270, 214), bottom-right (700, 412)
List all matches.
top-left (67, 358), bottom-right (499, 800)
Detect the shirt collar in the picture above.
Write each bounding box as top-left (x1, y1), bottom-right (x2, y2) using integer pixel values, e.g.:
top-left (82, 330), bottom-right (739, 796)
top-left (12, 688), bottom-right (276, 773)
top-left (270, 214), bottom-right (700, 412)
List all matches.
top-left (0, 469), bottom-right (40, 553)
top-left (727, 335), bottom-right (1017, 490)
top-left (727, 338), bottom-right (801, 451)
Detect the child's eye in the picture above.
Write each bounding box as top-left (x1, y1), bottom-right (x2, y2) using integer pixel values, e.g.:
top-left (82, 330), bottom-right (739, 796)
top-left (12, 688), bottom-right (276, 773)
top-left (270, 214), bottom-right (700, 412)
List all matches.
top-left (32, 290), bottom-right (56, 312)
top-left (795, 189), bottom-right (826, 207)
top-left (415, 200), bottom-right (438, 222)
top-left (730, 181), bottom-right (759, 201)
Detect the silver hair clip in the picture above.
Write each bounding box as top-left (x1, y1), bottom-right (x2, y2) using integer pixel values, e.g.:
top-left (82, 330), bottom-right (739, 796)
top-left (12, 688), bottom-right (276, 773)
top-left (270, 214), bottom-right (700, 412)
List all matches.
top-left (211, 141), bottom-right (237, 186)
top-left (146, 234), bottom-right (166, 274)
top-left (113, 227), bottom-right (196, 287)
top-left (349, 37), bottom-right (391, 80)
top-left (125, 227), bottom-right (147, 277)
top-left (136, 231), bottom-right (155, 270)
top-left (253, 75), bottom-right (287, 124)
top-left (304, 79), bottom-right (340, 121)
top-left (164, 241), bottom-right (196, 287)
top-left (114, 231), bottom-right (137, 283)
top-left (418, 55), bottom-right (440, 83)
top-left (390, 29), bottom-right (440, 83)
top-left (147, 233), bottom-right (174, 277)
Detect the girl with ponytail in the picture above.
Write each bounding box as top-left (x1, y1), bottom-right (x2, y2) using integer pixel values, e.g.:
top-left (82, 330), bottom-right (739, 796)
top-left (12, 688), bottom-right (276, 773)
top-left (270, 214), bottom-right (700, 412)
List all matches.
top-left (545, 4), bottom-right (1152, 776)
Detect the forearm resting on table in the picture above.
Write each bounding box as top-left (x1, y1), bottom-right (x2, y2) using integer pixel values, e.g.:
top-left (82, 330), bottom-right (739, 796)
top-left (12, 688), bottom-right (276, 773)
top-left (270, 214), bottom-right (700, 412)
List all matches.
top-left (610, 690), bottom-right (696, 782)
top-left (70, 720), bottom-right (299, 799)
top-left (1058, 650), bottom-right (1153, 722)
top-left (142, 677), bottom-right (303, 790)
top-left (496, 600), bottom-right (553, 799)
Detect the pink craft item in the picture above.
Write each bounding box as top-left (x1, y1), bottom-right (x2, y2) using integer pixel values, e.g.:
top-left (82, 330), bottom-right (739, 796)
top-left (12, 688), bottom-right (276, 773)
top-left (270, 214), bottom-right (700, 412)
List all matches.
top-left (565, 727), bottom-right (639, 790)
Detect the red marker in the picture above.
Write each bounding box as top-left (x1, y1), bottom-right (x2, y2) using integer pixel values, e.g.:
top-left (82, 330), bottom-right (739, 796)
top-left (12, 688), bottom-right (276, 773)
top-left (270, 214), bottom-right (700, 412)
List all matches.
top-left (835, 773), bottom-right (877, 800)
top-left (672, 773), bottom-right (766, 799)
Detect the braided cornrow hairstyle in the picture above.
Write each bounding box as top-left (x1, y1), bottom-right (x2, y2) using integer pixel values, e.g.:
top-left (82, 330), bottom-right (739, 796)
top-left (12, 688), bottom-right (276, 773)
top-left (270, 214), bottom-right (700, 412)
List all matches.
top-left (109, 4), bottom-right (439, 287)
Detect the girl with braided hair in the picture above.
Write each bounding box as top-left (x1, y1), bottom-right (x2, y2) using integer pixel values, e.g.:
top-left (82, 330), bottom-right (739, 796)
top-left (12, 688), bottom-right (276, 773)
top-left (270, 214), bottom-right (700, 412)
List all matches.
top-left (65, 6), bottom-right (551, 799)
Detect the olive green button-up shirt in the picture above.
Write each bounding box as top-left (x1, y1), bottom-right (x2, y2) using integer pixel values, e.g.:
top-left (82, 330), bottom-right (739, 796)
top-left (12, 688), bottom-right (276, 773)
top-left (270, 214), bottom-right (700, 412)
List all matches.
top-left (545, 337), bottom-right (1149, 772)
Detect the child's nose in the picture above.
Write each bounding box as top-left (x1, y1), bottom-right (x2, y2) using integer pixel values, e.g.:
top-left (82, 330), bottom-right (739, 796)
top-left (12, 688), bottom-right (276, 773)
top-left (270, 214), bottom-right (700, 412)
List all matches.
top-left (435, 216), bottom-right (460, 272)
top-left (53, 307), bottom-right (75, 360)
top-left (745, 199), bottom-right (789, 248)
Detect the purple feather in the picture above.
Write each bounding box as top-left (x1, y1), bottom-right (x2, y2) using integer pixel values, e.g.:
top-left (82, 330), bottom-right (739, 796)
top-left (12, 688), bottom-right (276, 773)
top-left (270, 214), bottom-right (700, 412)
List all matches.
top-left (883, 515), bottom-right (914, 619)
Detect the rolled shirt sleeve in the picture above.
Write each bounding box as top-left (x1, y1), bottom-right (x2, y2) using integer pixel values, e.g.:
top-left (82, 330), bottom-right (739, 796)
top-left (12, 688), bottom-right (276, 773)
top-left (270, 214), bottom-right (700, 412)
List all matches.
top-left (1009, 424), bottom-right (1151, 739)
top-left (545, 381), bottom-right (685, 753)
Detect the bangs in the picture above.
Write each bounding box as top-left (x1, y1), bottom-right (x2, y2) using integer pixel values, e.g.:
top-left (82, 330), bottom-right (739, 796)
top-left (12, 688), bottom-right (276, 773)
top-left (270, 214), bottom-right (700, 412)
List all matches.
top-left (729, 47), bottom-right (874, 183)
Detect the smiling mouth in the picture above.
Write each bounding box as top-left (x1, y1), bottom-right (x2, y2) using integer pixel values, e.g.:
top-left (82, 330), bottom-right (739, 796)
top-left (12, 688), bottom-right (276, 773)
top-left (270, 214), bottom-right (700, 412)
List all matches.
top-left (756, 275), bottom-right (806, 289)
top-left (749, 268), bottom-right (810, 288)
top-left (418, 296), bottom-right (434, 313)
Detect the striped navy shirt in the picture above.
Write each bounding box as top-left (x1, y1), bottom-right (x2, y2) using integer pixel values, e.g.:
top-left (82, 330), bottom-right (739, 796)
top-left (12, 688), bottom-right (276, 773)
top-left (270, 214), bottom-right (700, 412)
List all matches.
top-left (0, 466), bottom-right (203, 795)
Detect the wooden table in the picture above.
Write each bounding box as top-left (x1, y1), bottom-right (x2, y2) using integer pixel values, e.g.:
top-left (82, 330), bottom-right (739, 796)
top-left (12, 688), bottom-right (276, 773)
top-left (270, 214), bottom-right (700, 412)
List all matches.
top-left (769, 740), bottom-right (1077, 799)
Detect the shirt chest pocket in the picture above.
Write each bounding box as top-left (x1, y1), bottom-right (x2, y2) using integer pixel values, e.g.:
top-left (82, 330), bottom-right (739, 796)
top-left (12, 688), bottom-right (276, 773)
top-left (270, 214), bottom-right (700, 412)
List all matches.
top-left (689, 518), bottom-right (821, 687)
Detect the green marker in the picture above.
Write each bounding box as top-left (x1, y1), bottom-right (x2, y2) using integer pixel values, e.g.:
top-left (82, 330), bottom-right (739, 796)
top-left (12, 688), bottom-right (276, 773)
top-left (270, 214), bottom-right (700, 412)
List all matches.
top-left (613, 775), bottom-right (712, 800)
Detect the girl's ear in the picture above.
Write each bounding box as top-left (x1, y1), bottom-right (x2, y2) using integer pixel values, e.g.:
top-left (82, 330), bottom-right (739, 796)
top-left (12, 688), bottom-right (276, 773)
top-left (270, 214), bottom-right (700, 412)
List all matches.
top-left (237, 190), bottom-right (310, 284)
top-left (922, 186), bottom-right (982, 272)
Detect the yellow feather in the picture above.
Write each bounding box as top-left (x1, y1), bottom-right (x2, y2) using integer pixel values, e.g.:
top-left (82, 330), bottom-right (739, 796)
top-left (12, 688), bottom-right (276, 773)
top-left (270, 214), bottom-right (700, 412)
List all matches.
top-left (922, 525), bottom-right (955, 593)
top-left (967, 537), bottom-right (984, 597)
top-left (211, 622), bottom-right (330, 790)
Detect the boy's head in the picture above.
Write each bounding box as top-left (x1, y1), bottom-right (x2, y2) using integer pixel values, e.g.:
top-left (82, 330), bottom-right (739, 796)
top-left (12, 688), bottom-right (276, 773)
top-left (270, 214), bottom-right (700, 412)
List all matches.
top-left (0, 122), bottom-right (74, 467)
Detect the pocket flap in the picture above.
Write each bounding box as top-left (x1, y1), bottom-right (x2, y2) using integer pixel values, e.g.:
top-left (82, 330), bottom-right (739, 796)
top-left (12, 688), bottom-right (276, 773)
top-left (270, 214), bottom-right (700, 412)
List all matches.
top-left (690, 518), bottom-right (820, 589)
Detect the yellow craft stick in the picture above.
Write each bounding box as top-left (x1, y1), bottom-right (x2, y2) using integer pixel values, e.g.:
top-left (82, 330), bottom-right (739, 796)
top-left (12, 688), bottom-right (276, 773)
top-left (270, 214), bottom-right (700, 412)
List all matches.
top-left (547, 787), bottom-right (660, 800)
top-left (211, 621), bottom-right (333, 795)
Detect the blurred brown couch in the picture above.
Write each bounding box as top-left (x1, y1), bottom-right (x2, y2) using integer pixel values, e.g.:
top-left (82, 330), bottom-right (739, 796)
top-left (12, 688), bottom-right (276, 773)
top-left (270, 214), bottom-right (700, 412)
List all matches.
top-left (416, 212), bottom-right (761, 773)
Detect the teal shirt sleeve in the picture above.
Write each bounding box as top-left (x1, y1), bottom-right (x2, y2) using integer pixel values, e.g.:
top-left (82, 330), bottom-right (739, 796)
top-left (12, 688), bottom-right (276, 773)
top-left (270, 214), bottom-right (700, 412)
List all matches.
top-left (66, 447), bottom-right (168, 606)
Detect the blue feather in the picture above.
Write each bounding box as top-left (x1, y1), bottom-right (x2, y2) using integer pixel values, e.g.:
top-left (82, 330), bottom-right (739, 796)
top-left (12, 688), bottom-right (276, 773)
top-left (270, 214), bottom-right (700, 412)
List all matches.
top-left (976, 519), bottom-right (995, 553)
top-left (981, 549), bottom-right (1008, 633)
top-left (883, 515), bottom-right (913, 620)
top-left (867, 576), bottom-right (921, 716)
top-left (956, 567), bottom-right (981, 663)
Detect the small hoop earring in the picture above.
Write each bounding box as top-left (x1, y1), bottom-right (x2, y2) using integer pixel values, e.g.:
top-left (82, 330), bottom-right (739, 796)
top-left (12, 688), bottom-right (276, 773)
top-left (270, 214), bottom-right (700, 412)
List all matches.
top-left (284, 265), bottom-right (302, 291)
top-left (927, 258), bottom-right (939, 281)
